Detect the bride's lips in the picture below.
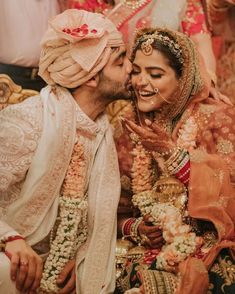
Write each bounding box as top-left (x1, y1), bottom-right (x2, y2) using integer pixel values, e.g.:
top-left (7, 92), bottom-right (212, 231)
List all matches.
top-left (137, 90), bottom-right (156, 101)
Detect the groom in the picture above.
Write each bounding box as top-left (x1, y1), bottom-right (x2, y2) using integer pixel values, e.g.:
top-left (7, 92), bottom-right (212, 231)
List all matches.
top-left (0, 9), bottom-right (131, 294)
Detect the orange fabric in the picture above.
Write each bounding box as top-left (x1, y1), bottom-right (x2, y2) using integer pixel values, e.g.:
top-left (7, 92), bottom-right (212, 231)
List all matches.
top-left (172, 97), bottom-right (235, 293)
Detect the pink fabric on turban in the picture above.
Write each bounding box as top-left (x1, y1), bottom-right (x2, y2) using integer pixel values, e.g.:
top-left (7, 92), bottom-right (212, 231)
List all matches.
top-left (39, 9), bottom-right (124, 88)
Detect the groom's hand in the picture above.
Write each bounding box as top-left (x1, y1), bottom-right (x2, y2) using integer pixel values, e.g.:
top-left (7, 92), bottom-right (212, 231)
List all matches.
top-left (57, 259), bottom-right (76, 294)
top-left (5, 239), bottom-right (43, 293)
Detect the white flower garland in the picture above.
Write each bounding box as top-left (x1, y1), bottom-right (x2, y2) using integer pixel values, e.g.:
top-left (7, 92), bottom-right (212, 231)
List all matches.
top-left (39, 138), bottom-right (88, 293)
top-left (40, 197), bottom-right (88, 293)
top-left (132, 191), bottom-right (203, 271)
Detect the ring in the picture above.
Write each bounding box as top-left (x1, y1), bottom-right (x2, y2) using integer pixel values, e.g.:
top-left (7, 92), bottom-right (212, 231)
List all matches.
top-left (140, 234), bottom-right (150, 245)
top-left (20, 261), bottom-right (28, 266)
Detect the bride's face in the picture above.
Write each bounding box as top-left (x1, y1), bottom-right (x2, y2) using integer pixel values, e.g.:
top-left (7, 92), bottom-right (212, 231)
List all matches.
top-left (131, 49), bottom-right (179, 113)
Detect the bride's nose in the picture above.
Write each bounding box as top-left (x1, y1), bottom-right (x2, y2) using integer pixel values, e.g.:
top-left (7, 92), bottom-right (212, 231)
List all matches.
top-left (136, 73), bottom-right (149, 87)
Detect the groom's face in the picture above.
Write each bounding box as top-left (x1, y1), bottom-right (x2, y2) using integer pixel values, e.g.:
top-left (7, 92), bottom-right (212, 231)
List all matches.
top-left (98, 45), bottom-right (132, 102)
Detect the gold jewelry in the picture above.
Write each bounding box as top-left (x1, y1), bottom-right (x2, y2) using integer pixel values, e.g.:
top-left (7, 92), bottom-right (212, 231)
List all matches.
top-left (130, 217), bottom-right (143, 244)
top-left (152, 176), bottom-right (188, 212)
top-left (135, 32), bottom-right (184, 63)
top-left (140, 234), bottom-right (150, 245)
top-left (141, 38), bottom-right (154, 55)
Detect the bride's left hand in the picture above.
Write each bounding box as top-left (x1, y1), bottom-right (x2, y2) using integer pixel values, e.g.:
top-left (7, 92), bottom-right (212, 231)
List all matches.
top-left (124, 119), bottom-right (175, 154)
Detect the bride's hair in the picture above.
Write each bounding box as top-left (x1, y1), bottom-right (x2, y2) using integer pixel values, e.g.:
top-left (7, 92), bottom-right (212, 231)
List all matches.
top-left (131, 28), bottom-right (183, 78)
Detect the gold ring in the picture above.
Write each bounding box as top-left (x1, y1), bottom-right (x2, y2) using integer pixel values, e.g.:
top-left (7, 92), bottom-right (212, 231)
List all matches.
top-left (140, 234), bottom-right (150, 245)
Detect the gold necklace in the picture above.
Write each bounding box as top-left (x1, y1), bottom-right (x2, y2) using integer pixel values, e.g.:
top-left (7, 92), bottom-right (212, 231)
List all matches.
top-left (122, 0), bottom-right (148, 10)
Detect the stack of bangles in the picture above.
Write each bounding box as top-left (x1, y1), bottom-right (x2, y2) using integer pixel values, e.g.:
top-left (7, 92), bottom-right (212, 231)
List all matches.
top-left (164, 147), bottom-right (190, 186)
top-left (0, 235), bottom-right (25, 252)
top-left (121, 217), bottom-right (143, 245)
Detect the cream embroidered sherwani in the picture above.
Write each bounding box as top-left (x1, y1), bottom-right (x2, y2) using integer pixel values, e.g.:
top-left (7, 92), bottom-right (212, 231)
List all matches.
top-left (0, 86), bottom-right (120, 293)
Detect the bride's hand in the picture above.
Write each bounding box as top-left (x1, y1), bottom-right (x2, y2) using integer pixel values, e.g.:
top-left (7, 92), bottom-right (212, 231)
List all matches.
top-left (138, 215), bottom-right (164, 249)
top-left (124, 118), bottom-right (175, 154)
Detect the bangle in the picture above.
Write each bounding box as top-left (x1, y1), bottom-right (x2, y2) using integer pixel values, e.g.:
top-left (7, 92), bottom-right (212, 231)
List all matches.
top-left (6, 235), bottom-right (25, 243)
top-left (166, 149), bottom-right (188, 172)
top-left (0, 235), bottom-right (25, 252)
top-left (165, 147), bottom-right (182, 165)
top-left (130, 217), bottom-right (143, 244)
top-left (122, 218), bottom-right (135, 237)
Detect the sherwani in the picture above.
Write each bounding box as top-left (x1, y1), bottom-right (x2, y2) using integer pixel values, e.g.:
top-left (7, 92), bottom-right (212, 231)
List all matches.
top-left (0, 86), bottom-right (120, 294)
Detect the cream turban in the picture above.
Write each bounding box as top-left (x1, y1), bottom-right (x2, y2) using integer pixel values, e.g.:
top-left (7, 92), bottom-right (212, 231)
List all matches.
top-left (39, 9), bottom-right (124, 88)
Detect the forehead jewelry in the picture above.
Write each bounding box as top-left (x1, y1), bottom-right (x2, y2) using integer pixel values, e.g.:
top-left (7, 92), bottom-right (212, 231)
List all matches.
top-left (135, 33), bottom-right (184, 63)
top-left (141, 37), bottom-right (154, 56)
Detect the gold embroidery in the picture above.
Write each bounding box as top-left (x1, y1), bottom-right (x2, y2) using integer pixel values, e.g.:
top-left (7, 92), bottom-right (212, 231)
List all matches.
top-left (206, 283), bottom-right (214, 294)
top-left (213, 169), bottom-right (225, 184)
top-left (216, 138), bottom-right (234, 155)
top-left (198, 104), bottom-right (216, 116)
top-left (228, 133), bottom-right (235, 140)
top-left (190, 148), bottom-right (207, 162)
top-left (141, 270), bottom-right (178, 294)
top-left (210, 255), bottom-right (235, 293)
top-left (221, 127), bottom-right (229, 134)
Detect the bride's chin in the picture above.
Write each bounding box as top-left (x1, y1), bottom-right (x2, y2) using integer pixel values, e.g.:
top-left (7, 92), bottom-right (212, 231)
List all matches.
top-left (137, 99), bottom-right (162, 112)
top-left (137, 103), bottom-right (154, 113)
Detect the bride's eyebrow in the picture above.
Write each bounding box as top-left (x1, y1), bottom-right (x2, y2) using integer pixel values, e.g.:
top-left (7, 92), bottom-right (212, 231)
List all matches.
top-left (146, 66), bottom-right (165, 72)
top-left (132, 63), bottom-right (166, 73)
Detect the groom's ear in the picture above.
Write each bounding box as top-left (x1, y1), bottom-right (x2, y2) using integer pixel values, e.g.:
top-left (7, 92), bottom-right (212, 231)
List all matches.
top-left (85, 74), bottom-right (99, 88)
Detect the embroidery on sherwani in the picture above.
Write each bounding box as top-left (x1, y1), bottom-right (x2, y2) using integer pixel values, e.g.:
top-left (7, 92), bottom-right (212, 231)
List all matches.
top-left (5, 88), bottom-right (76, 236)
top-left (0, 96), bottom-right (42, 215)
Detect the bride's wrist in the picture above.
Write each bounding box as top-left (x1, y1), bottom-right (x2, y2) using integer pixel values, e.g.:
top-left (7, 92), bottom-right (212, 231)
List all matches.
top-left (160, 145), bottom-right (178, 161)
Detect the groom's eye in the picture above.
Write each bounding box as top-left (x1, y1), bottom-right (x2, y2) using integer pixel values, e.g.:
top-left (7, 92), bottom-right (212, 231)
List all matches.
top-left (117, 61), bottom-right (124, 67)
top-left (131, 70), bottom-right (140, 75)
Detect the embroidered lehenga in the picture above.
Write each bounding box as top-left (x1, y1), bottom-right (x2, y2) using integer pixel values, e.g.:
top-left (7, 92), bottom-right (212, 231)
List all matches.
top-left (115, 29), bottom-right (235, 294)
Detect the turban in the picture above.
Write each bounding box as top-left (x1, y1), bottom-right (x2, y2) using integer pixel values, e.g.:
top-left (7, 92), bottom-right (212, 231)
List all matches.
top-left (39, 9), bottom-right (124, 88)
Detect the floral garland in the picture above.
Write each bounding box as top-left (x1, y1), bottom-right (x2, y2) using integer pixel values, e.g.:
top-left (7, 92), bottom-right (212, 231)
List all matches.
top-left (39, 138), bottom-right (88, 293)
top-left (176, 116), bottom-right (198, 150)
top-left (131, 142), bottom-right (154, 194)
top-left (131, 138), bottom-right (203, 271)
top-left (132, 191), bottom-right (203, 271)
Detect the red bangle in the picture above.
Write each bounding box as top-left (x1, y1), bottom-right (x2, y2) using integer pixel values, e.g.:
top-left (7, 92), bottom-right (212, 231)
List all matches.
top-left (175, 160), bottom-right (190, 185)
top-left (6, 235), bottom-right (25, 243)
top-left (122, 218), bottom-right (135, 237)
